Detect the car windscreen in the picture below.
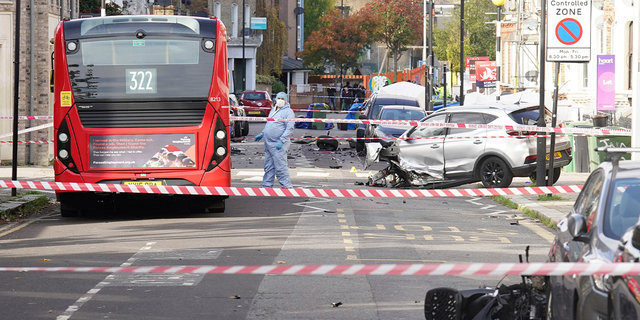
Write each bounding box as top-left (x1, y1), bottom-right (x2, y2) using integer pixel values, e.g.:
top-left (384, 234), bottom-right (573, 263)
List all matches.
top-left (66, 38), bottom-right (214, 101)
top-left (372, 98), bottom-right (418, 119)
top-left (243, 93), bottom-right (266, 100)
top-left (508, 107), bottom-right (552, 126)
top-left (604, 179), bottom-right (640, 239)
top-left (380, 109), bottom-right (425, 120)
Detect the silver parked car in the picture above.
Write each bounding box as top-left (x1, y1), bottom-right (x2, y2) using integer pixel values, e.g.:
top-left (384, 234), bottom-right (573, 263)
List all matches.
top-left (366, 104), bottom-right (573, 188)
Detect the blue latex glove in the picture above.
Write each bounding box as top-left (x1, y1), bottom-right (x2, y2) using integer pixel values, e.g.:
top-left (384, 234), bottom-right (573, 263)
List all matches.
top-left (254, 134), bottom-right (263, 142)
top-left (276, 140), bottom-right (283, 150)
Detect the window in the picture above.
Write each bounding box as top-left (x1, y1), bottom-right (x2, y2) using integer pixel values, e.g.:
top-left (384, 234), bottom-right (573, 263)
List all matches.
top-left (213, 2), bottom-right (221, 18)
top-left (244, 3), bottom-right (250, 31)
top-left (573, 169), bottom-right (604, 220)
top-left (448, 112), bottom-right (485, 135)
top-left (408, 114), bottom-right (446, 138)
top-left (605, 179), bottom-right (640, 239)
top-left (231, 3), bottom-right (238, 38)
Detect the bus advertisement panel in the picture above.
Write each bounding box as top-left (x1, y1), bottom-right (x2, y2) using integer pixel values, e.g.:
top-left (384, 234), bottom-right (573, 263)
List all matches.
top-left (52, 16), bottom-right (230, 216)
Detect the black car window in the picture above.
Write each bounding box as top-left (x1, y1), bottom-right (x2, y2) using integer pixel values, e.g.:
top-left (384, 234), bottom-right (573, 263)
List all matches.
top-left (482, 114), bottom-right (498, 123)
top-left (380, 109), bottom-right (426, 120)
top-left (604, 179), bottom-right (640, 239)
top-left (408, 114), bottom-right (446, 138)
top-left (508, 107), bottom-right (552, 125)
top-left (371, 98), bottom-right (418, 120)
top-left (244, 92), bottom-right (266, 100)
top-left (573, 169), bottom-right (604, 220)
top-left (448, 113), bottom-right (485, 135)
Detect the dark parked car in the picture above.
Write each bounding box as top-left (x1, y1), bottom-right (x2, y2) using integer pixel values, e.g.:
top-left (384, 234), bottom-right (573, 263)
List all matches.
top-left (229, 94), bottom-right (248, 138)
top-left (362, 105), bottom-right (426, 142)
top-left (240, 90), bottom-right (272, 116)
top-left (547, 147), bottom-right (640, 320)
top-left (355, 93), bottom-right (421, 152)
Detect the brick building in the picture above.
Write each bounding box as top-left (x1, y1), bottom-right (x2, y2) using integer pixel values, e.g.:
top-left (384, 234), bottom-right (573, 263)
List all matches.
top-left (0, 0), bottom-right (72, 165)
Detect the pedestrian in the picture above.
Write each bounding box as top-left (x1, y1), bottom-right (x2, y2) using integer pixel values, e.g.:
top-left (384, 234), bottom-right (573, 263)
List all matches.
top-left (355, 84), bottom-right (366, 103)
top-left (254, 92), bottom-right (295, 189)
top-left (327, 83), bottom-right (336, 110)
top-left (342, 82), bottom-right (351, 110)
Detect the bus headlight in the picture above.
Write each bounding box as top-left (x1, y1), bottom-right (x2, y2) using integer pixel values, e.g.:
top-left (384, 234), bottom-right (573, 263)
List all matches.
top-left (66, 41), bottom-right (77, 52)
top-left (216, 147), bottom-right (226, 156)
top-left (216, 130), bottom-right (226, 140)
top-left (58, 132), bottom-right (69, 143)
top-left (59, 149), bottom-right (69, 159)
top-left (204, 40), bottom-right (214, 50)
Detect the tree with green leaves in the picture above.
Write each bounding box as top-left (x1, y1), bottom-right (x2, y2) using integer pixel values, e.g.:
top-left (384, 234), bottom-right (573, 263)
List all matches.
top-left (79, 0), bottom-right (123, 15)
top-left (433, 0), bottom-right (496, 74)
top-left (256, 0), bottom-right (287, 77)
top-left (303, 0), bottom-right (333, 42)
top-left (370, 0), bottom-right (423, 82)
top-left (299, 6), bottom-right (379, 77)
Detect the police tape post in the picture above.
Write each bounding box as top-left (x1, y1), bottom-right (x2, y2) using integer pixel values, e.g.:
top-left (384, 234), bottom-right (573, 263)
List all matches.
top-left (0, 179), bottom-right (583, 197)
top-left (0, 262), bottom-right (639, 276)
top-left (231, 116), bottom-right (631, 137)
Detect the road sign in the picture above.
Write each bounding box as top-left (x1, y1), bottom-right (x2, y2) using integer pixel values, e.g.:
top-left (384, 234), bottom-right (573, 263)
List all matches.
top-left (251, 17), bottom-right (267, 30)
top-left (547, 0), bottom-right (591, 62)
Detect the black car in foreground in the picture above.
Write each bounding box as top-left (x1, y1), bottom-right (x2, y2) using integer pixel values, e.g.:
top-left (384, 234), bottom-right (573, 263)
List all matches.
top-left (547, 147), bottom-right (640, 320)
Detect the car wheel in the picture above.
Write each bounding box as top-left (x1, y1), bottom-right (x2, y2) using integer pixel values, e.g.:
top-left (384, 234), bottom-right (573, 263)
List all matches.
top-left (529, 167), bottom-right (561, 185)
top-left (233, 123), bottom-right (242, 138)
top-left (356, 128), bottom-right (365, 152)
top-left (479, 157), bottom-right (513, 188)
top-left (316, 135), bottom-right (339, 151)
top-left (241, 121), bottom-right (249, 136)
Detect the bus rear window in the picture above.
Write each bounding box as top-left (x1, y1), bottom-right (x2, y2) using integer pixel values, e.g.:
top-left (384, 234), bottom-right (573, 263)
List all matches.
top-left (81, 39), bottom-right (200, 66)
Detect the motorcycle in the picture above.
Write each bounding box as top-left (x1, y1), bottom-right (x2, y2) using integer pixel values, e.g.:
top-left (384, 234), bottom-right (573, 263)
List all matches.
top-left (424, 247), bottom-right (547, 320)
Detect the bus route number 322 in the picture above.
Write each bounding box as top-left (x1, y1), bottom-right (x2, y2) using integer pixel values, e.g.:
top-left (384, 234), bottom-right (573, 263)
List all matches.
top-left (126, 68), bottom-right (157, 94)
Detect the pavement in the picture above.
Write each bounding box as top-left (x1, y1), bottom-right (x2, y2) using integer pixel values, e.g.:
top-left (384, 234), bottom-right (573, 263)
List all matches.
top-left (0, 164), bottom-right (589, 228)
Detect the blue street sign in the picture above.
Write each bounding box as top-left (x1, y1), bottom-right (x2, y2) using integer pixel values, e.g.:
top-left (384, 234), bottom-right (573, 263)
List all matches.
top-left (251, 17), bottom-right (267, 30)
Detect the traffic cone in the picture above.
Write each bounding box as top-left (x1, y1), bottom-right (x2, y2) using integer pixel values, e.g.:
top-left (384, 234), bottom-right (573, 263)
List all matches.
top-left (350, 166), bottom-right (357, 173)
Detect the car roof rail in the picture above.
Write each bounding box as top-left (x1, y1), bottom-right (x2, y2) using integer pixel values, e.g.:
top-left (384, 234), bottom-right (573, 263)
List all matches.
top-left (596, 147), bottom-right (640, 179)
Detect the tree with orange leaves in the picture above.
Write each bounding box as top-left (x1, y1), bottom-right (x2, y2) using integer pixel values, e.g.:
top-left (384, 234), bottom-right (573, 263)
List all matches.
top-left (299, 6), bottom-right (380, 76)
top-left (370, 0), bottom-right (423, 82)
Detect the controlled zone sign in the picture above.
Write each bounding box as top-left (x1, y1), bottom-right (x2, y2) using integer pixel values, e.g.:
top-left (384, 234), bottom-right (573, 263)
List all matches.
top-left (547, 0), bottom-right (591, 62)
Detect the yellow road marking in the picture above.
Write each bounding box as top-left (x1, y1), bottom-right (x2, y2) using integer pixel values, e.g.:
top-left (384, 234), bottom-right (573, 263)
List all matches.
top-left (520, 220), bottom-right (555, 243)
top-left (424, 235), bottom-right (465, 241)
top-left (344, 239), bottom-right (353, 244)
top-left (0, 215), bottom-right (50, 238)
top-left (346, 255), bottom-right (445, 263)
top-left (338, 219), bottom-right (347, 223)
top-left (351, 209), bottom-right (404, 212)
top-left (394, 225), bottom-right (433, 231)
top-left (345, 247), bottom-right (355, 252)
top-left (337, 214), bottom-right (345, 218)
top-left (340, 225), bottom-right (349, 229)
top-left (336, 208), bottom-right (344, 213)
top-left (447, 227), bottom-right (461, 233)
top-left (342, 232), bottom-right (351, 236)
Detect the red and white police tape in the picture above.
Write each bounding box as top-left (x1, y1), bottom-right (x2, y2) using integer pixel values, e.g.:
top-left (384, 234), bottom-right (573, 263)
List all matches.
top-left (0, 140), bottom-right (53, 144)
top-left (0, 115), bottom-right (53, 120)
top-left (0, 123), bottom-right (53, 139)
top-left (1, 262), bottom-right (639, 276)
top-left (231, 116), bottom-right (631, 137)
top-left (0, 179), bottom-right (583, 197)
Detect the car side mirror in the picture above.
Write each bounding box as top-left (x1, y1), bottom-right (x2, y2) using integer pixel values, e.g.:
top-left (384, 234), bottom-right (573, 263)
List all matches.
top-left (567, 214), bottom-right (589, 242)
top-left (631, 225), bottom-right (640, 250)
top-left (359, 114), bottom-right (367, 120)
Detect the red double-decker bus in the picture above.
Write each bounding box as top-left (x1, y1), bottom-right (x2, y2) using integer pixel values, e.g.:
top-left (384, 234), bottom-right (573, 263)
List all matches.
top-left (51, 16), bottom-right (230, 216)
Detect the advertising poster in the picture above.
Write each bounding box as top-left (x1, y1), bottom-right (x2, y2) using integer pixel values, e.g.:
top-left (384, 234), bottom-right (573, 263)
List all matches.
top-left (597, 55), bottom-right (615, 111)
top-left (90, 134), bottom-right (196, 169)
top-left (475, 61), bottom-right (497, 89)
top-left (466, 57), bottom-right (489, 82)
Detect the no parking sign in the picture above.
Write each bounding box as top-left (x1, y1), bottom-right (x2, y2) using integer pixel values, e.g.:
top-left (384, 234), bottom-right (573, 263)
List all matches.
top-left (547, 0), bottom-right (591, 62)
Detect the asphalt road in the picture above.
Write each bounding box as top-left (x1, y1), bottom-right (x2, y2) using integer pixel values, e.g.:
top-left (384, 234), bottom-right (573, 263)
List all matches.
top-left (0, 119), bottom-right (557, 320)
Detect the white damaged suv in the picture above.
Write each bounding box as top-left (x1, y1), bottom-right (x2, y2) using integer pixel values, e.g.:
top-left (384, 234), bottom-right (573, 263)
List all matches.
top-left (365, 103), bottom-right (573, 188)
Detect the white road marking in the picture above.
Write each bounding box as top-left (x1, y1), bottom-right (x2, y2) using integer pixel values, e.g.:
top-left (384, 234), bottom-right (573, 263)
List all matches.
top-left (296, 172), bottom-right (330, 177)
top-left (235, 171), bottom-right (265, 176)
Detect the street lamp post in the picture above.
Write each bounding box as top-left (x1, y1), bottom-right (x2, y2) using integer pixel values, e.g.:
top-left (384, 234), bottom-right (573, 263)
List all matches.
top-left (492, 0), bottom-right (505, 100)
top-left (459, 0), bottom-right (465, 105)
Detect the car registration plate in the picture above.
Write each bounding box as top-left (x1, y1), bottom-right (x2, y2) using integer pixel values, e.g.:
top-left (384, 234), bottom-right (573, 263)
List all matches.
top-left (247, 111), bottom-right (261, 115)
top-left (124, 181), bottom-right (161, 186)
top-left (546, 152), bottom-right (562, 160)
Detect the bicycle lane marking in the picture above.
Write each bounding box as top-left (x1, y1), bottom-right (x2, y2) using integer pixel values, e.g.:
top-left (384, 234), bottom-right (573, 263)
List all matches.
top-left (56, 242), bottom-right (157, 320)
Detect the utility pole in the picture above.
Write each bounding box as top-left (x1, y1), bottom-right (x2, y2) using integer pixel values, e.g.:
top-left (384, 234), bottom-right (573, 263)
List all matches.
top-left (459, 0), bottom-right (465, 105)
top-left (242, 0), bottom-right (246, 93)
top-left (12, 0), bottom-right (21, 196)
top-left (536, 0), bottom-right (547, 186)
